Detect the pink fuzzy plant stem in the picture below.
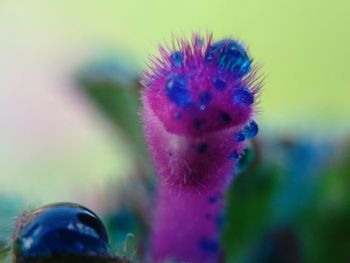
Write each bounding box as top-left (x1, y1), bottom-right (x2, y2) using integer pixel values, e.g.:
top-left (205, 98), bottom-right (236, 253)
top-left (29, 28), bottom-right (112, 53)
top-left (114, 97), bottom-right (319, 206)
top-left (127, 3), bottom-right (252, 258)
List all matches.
top-left (141, 34), bottom-right (261, 263)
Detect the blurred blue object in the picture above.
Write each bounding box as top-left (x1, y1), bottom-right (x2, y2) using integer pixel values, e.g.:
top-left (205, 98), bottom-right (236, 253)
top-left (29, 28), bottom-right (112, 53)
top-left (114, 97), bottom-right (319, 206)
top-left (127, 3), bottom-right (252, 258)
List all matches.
top-left (272, 141), bottom-right (331, 222)
top-left (13, 203), bottom-right (110, 258)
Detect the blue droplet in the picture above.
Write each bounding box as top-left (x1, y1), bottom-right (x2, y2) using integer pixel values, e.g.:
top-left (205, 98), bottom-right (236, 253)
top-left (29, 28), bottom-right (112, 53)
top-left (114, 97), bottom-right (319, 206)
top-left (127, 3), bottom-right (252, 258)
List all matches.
top-left (238, 59), bottom-right (251, 77)
top-left (170, 51), bottom-right (184, 67)
top-left (205, 43), bottom-right (220, 62)
top-left (243, 120), bottom-right (259, 139)
top-left (229, 151), bottom-right (240, 160)
top-left (205, 40), bottom-right (230, 62)
top-left (198, 237), bottom-right (219, 255)
top-left (212, 77), bottom-right (227, 91)
top-left (233, 87), bottom-right (254, 105)
top-left (197, 143), bottom-right (208, 154)
top-left (199, 91), bottom-right (212, 110)
top-left (15, 203), bottom-right (109, 258)
top-left (205, 39), bottom-right (251, 78)
top-left (208, 196), bottom-right (219, 204)
top-left (165, 74), bottom-right (192, 108)
top-left (222, 41), bottom-right (251, 77)
top-left (235, 133), bottom-right (245, 142)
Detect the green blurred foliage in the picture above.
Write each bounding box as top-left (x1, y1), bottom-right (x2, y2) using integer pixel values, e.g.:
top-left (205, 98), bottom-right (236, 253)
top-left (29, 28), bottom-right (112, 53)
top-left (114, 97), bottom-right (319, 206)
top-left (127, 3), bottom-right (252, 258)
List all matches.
top-left (300, 145), bottom-right (350, 263)
top-left (220, 139), bottom-right (350, 263)
top-left (79, 79), bottom-right (143, 148)
top-left (222, 160), bottom-right (281, 262)
top-left (75, 58), bottom-right (152, 174)
top-left (76, 58), bottom-right (145, 154)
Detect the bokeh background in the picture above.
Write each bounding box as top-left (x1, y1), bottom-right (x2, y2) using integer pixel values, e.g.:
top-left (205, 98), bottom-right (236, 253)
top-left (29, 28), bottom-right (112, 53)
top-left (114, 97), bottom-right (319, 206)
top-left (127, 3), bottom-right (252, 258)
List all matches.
top-left (0, 1), bottom-right (349, 262)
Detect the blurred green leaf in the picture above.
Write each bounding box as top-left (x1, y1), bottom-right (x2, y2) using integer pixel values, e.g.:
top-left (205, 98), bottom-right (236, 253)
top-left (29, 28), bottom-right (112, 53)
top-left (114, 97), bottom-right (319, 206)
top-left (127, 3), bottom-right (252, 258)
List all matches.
top-left (75, 58), bottom-right (151, 173)
top-left (222, 162), bottom-right (282, 262)
top-left (79, 80), bottom-right (143, 148)
top-left (300, 145), bottom-right (350, 263)
top-left (76, 57), bottom-right (143, 148)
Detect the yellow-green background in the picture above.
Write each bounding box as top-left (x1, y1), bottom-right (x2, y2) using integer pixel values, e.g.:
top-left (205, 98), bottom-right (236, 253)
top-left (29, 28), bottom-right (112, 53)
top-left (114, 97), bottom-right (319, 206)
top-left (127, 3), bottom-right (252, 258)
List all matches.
top-left (0, 0), bottom-right (349, 204)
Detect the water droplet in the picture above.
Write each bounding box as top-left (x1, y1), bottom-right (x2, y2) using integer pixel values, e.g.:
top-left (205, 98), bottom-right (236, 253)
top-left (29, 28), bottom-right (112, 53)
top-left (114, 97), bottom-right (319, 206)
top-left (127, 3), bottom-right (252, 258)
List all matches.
top-left (14, 203), bottom-right (109, 258)
top-left (205, 39), bottom-right (251, 78)
top-left (165, 74), bottom-right (192, 108)
top-left (197, 143), bottom-right (208, 154)
top-left (199, 91), bottom-right (212, 110)
top-left (198, 237), bottom-right (219, 255)
top-left (243, 120), bottom-right (259, 139)
top-left (233, 87), bottom-right (254, 105)
top-left (208, 196), bottom-right (219, 204)
top-left (229, 151), bottom-right (240, 160)
top-left (238, 59), bottom-right (251, 78)
top-left (212, 77), bottom-right (227, 91)
top-left (235, 133), bottom-right (245, 142)
top-left (170, 51), bottom-right (184, 67)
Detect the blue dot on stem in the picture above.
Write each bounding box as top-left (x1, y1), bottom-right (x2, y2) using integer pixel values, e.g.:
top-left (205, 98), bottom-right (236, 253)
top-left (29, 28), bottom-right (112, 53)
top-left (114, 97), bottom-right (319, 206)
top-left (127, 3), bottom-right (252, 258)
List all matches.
top-left (235, 133), bottom-right (245, 142)
top-left (243, 120), bottom-right (259, 139)
top-left (165, 74), bottom-right (192, 108)
top-left (212, 77), bottom-right (227, 91)
top-left (233, 87), bottom-right (254, 106)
